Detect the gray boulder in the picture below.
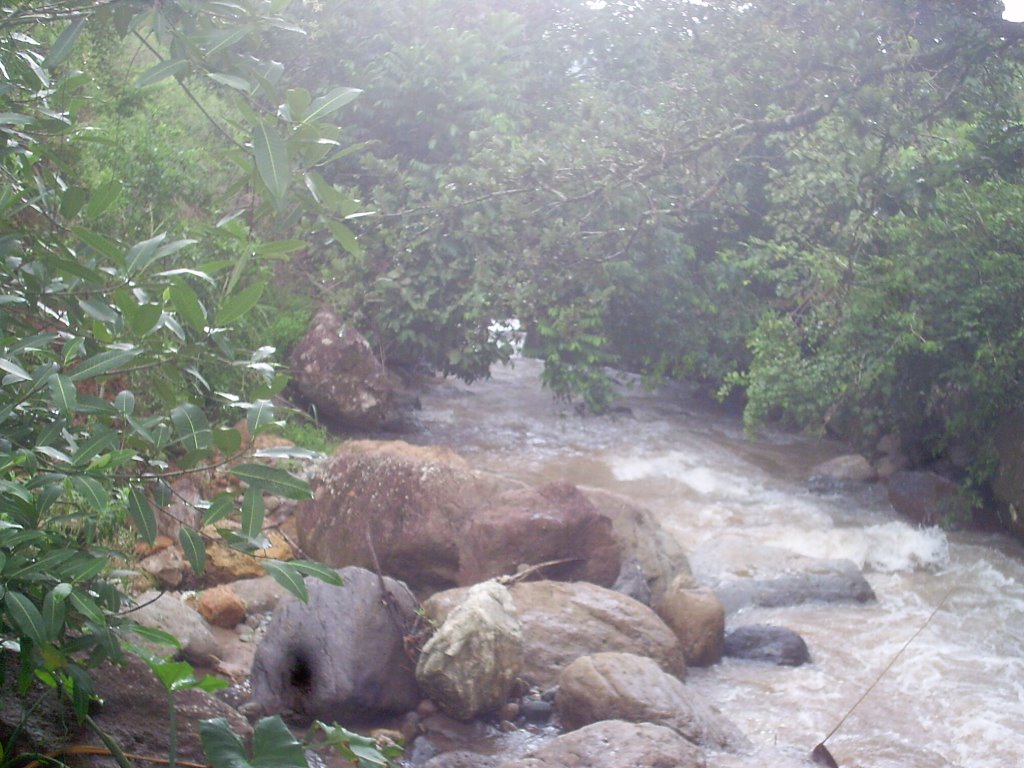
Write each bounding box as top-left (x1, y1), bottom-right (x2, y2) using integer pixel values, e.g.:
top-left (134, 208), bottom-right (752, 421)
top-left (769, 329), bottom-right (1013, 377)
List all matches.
top-left (128, 590), bottom-right (220, 666)
top-left (887, 470), bottom-right (972, 527)
top-left (808, 454), bottom-right (877, 493)
top-left (555, 652), bottom-right (747, 751)
top-left (250, 566), bottom-right (419, 722)
top-left (498, 720), bottom-right (706, 768)
top-left (416, 581), bottom-right (524, 721)
top-left (724, 624), bottom-right (811, 666)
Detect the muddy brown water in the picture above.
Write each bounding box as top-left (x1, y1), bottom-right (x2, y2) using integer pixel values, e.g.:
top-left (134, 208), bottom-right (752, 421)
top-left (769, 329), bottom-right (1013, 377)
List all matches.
top-left (401, 356), bottom-right (1024, 768)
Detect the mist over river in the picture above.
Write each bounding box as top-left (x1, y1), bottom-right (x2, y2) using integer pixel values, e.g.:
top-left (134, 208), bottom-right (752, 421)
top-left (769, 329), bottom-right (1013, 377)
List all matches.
top-left (407, 356), bottom-right (1024, 768)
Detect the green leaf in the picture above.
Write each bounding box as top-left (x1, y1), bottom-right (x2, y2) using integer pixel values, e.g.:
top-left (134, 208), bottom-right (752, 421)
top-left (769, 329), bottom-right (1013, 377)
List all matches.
top-left (229, 464), bottom-right (311, 500)
top-left (290, 560), bottom-right (343, 587)
top-left (246, 399), bottom-right (275, 435)
top-left (284, 88), bottom-right (311, 122)
top-left (261, 560), bottom-right (308, 603)
top-left (48, 374), bottom-right (77, 417)
top-left (42, 18), bottom-right (86, 69)
top-left (67, 348), bottom-right (140, 382)
top-left (130, 303), bottom-right (163, 336)
top-left (124, 233), bottom-right (167, 274)
top-left (325, 218), bottom-right (363, 257)
top-left (78, 298), bottom-right (119, 324)
top-left (208, 72), bottom-right (252, 91)
top-left (200, 718), bottom-right (251, 768)
top-left (70, 475), bottom-right (108, 513)
top-left (0, 357), bottom-right (32, 383)
top-left (240, 487), bottom-right (264, 539)
top-left (215, 281), bottom-right (265, 326)
top-left (253, 239), bottom-right (307, 256)
top-left (179, 527), bottom-right (206, 576)
top-left (253, 121), bottom-right (290, 203)
top-left (6, 592), bottom-right (47, 646)
top-left (114, 390), bottom-right (135, 416)
top-left (128, 488), bottom-right (157, 545)
top-left (41, 587), bottom-right (67, 641)
top-left (303, 87), bottom-right (362, 124)
top-left (252, 715), bottom-right (308, 768)
top-left (213, 427), bottom-right (242, 454)
top-left (125, 623), bottom-right (181, 649)
top-left (169, 283), bottom-right (207, 332)
top-left (73, 228), bottom-right (122, 260)
top-left (171, 403), bottom-right (212, 452)
top-left (202, 493), bottom-right (235, 526)
top-left (136, 58), bottom-right (188, 88)
top-left (84, 179), bottom-right (123, 220)
top-left (149, 658), bottom-right (198, 692)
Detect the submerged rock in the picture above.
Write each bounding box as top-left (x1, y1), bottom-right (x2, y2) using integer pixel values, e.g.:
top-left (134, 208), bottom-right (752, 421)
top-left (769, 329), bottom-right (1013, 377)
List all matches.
top-left (724, 624), bottom-right (811, 666)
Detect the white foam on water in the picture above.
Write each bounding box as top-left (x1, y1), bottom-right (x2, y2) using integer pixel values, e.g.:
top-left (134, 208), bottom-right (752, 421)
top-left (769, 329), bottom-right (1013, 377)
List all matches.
top-left (763, 521), bottom-right (950, 572)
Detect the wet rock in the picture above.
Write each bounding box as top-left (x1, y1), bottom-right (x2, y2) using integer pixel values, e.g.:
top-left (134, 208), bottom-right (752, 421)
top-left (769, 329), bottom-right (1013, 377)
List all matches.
top-left (157, 476), bottom-right (203, 539)
top-left (808, 454), bottom-right (877, 493)
top-left (197, 584), bottom-right (247, 629)
top-left (416, 581), bottom-right (524, 721)
top-left (424, 751), bottom-right (501, 768)
top-left (138, 545), bottom-right (186, 589)
top-left (202, 521), bottom-right (294, 585)
top-left (723, 624), bottom-right (810, 666)
top-left (713, 563), bottom-right (875, 613)
top-left (296, 441), bottom-right (503, 594)
top-left (655, 578), bottom-right (725, 667)
top-left (613, 556), bottom-right (653, 604)
top-left (129, 590), bottom-right (220, 666)
top-left (520, 697), bottom-right (552, 724)
top-left (993, 411), bottom-right (1024, 540)
top-left (250, 566), bottom-right (419, 723)
top-left (229, 574), bottom-right (288, 614)
top-left (556, 652), bottom-right (746, 751)
top-left (582, 487), bottom-right (692, 605)
top-left (424, 580), bottom-right (685, 687)
top-left (887, 470), bottom-right (972, 527)
top-left (288, 308), bottom-right (393, 429)
top-left (690, 535), bottom-right (875, 613)
top-left (498, 720), bottom-right (707, 768)
top-left (458, 482), bottom-right (621, 587)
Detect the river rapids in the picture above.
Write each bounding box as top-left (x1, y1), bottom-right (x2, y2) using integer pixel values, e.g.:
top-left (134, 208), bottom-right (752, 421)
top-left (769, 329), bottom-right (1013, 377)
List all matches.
top-left (408, 356), bottom-right (1024, 768)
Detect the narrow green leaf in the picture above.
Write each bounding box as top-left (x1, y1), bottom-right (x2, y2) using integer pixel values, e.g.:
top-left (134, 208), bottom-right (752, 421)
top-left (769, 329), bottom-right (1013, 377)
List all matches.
top-left (261, 560), bottom-right (308, 603)
top-left (127, 488), bottom-right (157, 545)
top-left (170, 403), bottom-right (212, 452)
top-left (78, 298), bottom-right (119, 324)
top-left (303, 87), bottom-right (362, 124)
top-left (74, 228), bottom-right (122, 260)
top-left (213, 427), bottom-right (242, 454)
top-left (68, 590), bottom-right (106, 625)
top-left (130, 304), bottom-right (163, 336)
top-left (41, 588), bottom-right (66, 641)
top-left (0, 357), bottom-right (31, 383)
top-left (6, 592), bottom-right (47, 646)
top-left (84, 179), bottom-right (122, 220)
top-left (215, 281), bottom-right (265, 326)
top-left (67, 348), bottom-right (140, 382)
top-left (125, 623), bottom-right (181, 649)
top-left (229, 464), bottom-right (311, 500)
top-left (208, 72), bottom-right (251, 91)
top-left (124, 233), bottom-right (167, 274)
top-left (48, 374), bottom-right (77, 417)
top-left (290, 560), bottom-right (343, 587)
top-left (169, 283), bottom-right (207, 332)
top-left (202, 493), bottom-right (234, 526)
top-left (179, 527), bottom-right (206, 576)
top-left (240, 487), bottom-right (264, 539)
top-left (325, 218), bottom-right (363, 257)
top-left (42, 18), bottom-right (86, 69)
top-left (253, 239), bottom-right (307, 256)
top-left (284, 88), bottom-right (311, 122)
top-left (70, 475), bottom-right (108, 513)
top-left (253, 121), bottom-right (290, 202)
top-left (136, 58), bottom-right (188, 88)
top-left (246, 399), bottom-right (275, 435)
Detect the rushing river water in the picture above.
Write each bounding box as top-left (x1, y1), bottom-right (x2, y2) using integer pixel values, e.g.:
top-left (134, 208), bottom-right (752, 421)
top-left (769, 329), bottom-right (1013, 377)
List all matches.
top-left (407, 356), bottom-right (1024, 768)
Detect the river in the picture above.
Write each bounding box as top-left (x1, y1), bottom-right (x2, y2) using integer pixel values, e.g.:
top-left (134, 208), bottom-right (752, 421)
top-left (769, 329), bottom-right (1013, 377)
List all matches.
top-left (408, 356), bottom-right (1024, 768)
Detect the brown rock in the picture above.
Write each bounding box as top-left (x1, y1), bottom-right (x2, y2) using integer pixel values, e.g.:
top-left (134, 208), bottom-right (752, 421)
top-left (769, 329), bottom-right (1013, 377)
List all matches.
top-left (296, 440), bottom-right (507, 594)
top-left (138, 545), bottom-right (187, 589)
top-left (809, 454), bottom-right (877, 492)
top-left (202, 522), bottom-right (294, 584)
top-left (556, 652), bottom-right (747, 750)
top-left (497, 720), bottom-right (706, 768)
top-left (197, 585), bottom-right (247, 629)
top-left (288, 308), bottom-right (393, 428)
top-left (457, 482), bottom-right (621, 587)
top-left (425, 580), bottom-right (685, 687)
top-left (656, 579), bottom-right (724, 666)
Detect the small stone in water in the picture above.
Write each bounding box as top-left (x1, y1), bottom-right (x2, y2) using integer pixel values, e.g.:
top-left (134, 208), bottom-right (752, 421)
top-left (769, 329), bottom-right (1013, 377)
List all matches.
top-left (521, 698), bottom-right (553, 723)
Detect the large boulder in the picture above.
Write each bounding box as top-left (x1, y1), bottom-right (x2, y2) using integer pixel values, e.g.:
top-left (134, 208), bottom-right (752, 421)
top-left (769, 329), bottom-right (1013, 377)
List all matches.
top-left (457, 482), bottom-right (621, 587)
top-left (808, 454), bottom-right (877, 493)
top-left (128, 590), bottom-right (220, 666)
top-left (723, 624), bottom-right (810, 667)
top-left (416, 581), bottom-right (524, 721)
top-left (887, 470), bottom-right (972, 527)
top-left (296, 441), bottom-right (492, 594)
top-left (497, 720), bottom-right (706, 768)
top-left (582, 487), bottom-right (692, 605)
top-left (424, 580), bottom-right (685, 687)
top-left (655, 578), bottom-right (725, 667)
top-left (555, 652), bottom-right (747, 751)
top-left (288, 308), bottom-right (393, 429)
top-left (250, 566), bottom-right (419, 722)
